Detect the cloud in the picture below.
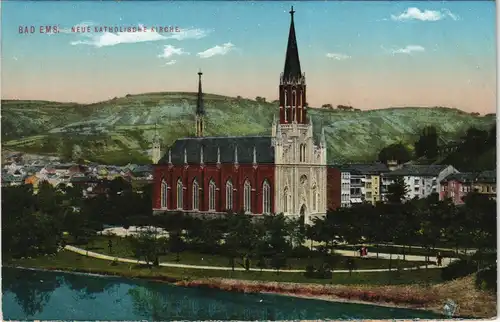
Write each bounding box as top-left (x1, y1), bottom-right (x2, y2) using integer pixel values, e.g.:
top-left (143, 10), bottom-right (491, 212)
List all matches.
top-left (388, 45), bottom-right (425, 55)
top-left (70, 25), bottom-right (210, 48)
top-left (391, 7), bottom-right (459, 22)
top-left (169, 28), bottom-right (210, 40)
top-left (164, 60), bottom-right (177, 66)
top-left (197, 42), bottom-right (235, 58)
top-left (158, 45), bottom-right (189, 59)
top-left (326, 53), bottom-right (351, 60)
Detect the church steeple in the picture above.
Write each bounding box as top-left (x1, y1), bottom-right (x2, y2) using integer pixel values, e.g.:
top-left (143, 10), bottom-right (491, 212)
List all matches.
top-left (151, 122), bottom-right (161, 164)
top-left (283, 6), bottom-right (302, 82)
top-left (195, 70), bottom-right (205, 137)
top-left (279, 6), bottom-right (307, 125)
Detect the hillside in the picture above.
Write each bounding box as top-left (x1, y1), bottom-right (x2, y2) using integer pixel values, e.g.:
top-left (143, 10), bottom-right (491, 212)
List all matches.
top-left (2, 93), bottom-right (495, 165)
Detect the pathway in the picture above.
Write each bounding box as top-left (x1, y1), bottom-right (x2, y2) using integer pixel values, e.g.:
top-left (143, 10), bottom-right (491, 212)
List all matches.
top-left (64, 245), bottom-right (456, 274)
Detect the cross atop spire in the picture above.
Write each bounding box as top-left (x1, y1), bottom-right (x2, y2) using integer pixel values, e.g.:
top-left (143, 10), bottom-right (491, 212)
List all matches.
top-left (283, 5), bottom-right (302, 81)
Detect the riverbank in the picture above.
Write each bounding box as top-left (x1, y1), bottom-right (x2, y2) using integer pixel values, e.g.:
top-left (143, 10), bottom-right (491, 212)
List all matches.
top-left (5, 251), bottom-right (496, 319)
top-left (176, 276), bottom-right (496, 319)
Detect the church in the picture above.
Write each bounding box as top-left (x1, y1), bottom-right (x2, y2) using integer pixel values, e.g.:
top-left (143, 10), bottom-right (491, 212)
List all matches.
top-left (152, 7), bottom-right (327, 224)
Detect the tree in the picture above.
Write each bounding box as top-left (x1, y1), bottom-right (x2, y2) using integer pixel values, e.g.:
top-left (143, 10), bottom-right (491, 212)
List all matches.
top-left (321, 103), bottom-right (333, 109)
top-left (225, 214), bottom-right (256, 271)
top-left (260, 214), bottom-right (290, 273)
top-left (386, 177), bottom-right (409, 204)
top-left (128, 228), bottom-right (162, 267)
top-left (378, 143), bottom-right (412, 164)
top-left (414, 126), bottom-right (438, 159)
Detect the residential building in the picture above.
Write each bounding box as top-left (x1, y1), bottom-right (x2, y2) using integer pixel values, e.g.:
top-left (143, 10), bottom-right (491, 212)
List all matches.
top-left (440, 172), bottom-right (476, 204)
top-left (327, 163), bottom-right (389, 209)
top-left (474, 170), bottom-right (496, 200)
top-left (382, 164), bottom-right (458, 201)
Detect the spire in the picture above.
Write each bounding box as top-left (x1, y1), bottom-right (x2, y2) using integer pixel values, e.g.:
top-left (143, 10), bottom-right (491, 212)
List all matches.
top-left (200, 145), bottom-right (204, 165)
top-left (196, 70), bottom-right (205, 116)
top-left (217, 146), bottom-right (221, 164)
top-left (168, 149), bottom-right (172, 164)
top-left (234, 145), bottom-right (239, 164)
top-left (184, 148), bottom-right (188, 164)
top-left (283, 6), bottom-right (302, 81)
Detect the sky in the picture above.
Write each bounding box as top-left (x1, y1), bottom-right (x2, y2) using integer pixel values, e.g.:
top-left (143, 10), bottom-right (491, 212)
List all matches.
top-left (1, 1), bottom-right (497, 113)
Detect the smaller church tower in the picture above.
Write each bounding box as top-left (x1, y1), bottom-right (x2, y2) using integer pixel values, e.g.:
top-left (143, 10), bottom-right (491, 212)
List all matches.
top-left (195, 70), bottom-right (206, 137)
top-left (151, 123), bottom-right (162, 164)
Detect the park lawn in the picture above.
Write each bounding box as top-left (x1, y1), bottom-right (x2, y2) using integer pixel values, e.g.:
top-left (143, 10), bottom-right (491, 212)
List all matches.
top-left (5, 250), bottom-right (443, 286)
top-left (76, 236), bottom-right (432, 270)
top-left (335, 245), bottom-right (458, 258)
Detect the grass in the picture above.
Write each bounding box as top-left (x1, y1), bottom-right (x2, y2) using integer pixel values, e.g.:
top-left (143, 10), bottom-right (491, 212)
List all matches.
top-left (5, 250), bottom-right (443, 286)
top-left (80, 236), bottom-right (431, 271)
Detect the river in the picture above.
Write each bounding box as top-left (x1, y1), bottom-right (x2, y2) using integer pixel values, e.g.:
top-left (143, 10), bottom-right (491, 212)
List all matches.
top-left (2, 267), bottom-right (442, 320)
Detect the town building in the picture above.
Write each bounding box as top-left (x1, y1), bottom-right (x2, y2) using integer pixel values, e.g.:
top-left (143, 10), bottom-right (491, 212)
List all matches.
top-left (440, 172), bottom-right (476, 204)
top-left (441, 170), bottom-right (497, 204)
top-left (474, 170), bottom-right (496, 200)
top-left (152, 7), bottom-right (327, 224)
top-left (327, 163), bottom-right (390, 209)
top-left (382, 164), bottom-right (458, 201)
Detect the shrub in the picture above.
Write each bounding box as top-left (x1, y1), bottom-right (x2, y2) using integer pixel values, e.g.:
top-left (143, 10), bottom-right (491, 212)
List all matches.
top-left (475, 265), bottom-right (497, 293)
top-left (290, 245), bottom-right (313, 258)
top-left (304, 265), bottom-right (315, 278)
top-left (441, 258), bottom-right (476, 281)
top-left (303, 264), bottom-right (332, 279)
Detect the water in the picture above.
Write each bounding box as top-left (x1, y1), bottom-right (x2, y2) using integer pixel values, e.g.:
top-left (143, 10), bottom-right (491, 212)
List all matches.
top-left (3, 267), bottom-right (442, 320)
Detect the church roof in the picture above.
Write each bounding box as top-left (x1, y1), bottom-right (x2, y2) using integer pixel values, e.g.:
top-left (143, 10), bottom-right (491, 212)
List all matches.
top-left (158, 136), bottom-right (275, 165)
top-left (282, 6), bottom-right (302, 81)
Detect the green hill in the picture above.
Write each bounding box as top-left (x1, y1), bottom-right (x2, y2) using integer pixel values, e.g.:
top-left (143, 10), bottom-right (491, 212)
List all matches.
top-left (1, 93), bottom-right (495, 165)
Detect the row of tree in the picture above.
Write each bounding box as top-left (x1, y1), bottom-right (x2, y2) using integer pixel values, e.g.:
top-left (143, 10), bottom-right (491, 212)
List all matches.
top-left (3, 177), bottom-right (496, 282)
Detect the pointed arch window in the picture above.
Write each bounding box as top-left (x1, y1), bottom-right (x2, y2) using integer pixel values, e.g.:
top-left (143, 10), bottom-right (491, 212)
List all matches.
top-left (292, 90), bottom-right (297, 122)
top-left (299, 144), bottom-right (307, 162)
top-left (209, 179), bottom-right (216, 211)
top-left (243, 180), bottom-right (252, 213)
top-left (161, 180), bottom-right (168, 209)
top-left (192, 178), bottom-right (199, 210)
top-left (263, 180), bottom-right (271, 214)
top-left (312, 184), bottom-right (317, 211)
top-left (225, 179), bottom-right (233, 211)
top-left (283, 186), bottom-right (289, 213)
top-left (284, 91), bottom-right (288, 122)
top-left (176, 178), bottom-right (183, 209)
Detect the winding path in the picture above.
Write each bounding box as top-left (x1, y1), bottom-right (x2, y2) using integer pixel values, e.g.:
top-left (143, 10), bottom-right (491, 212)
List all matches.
top-left (64, 245), bottom-right (456, 273)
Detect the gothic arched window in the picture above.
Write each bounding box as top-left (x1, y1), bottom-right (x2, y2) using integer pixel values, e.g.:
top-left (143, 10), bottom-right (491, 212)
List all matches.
top-left (244, 179), bottom-right (252, 213)
top-left (225, 179), bottom-right (233, 211)
top-left (299, 144), bottom-right (307, 162)
top-left (176, 178), bottom-right (183, 209)
top-left (312, 184), bottom-right (317, 211)
top-left (263, 180), bottom-right (271, 214)
top-left (284, 91), bottom-right (288, 122)
top-left (209, 179), bottom-right (216, 211)
top-left (161, 180), bottom-right (168, 209)
top-left (192, 178), bottom-right (199, 210)
top-left (283, 186), bottom-right (289, 213)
